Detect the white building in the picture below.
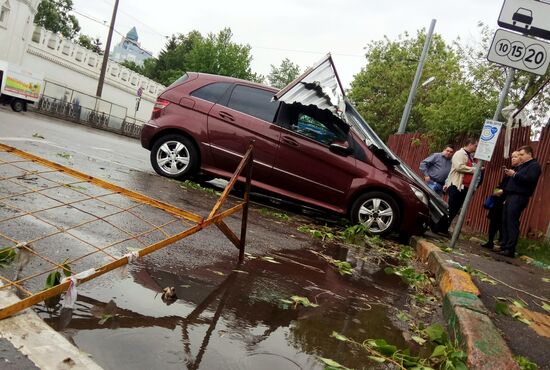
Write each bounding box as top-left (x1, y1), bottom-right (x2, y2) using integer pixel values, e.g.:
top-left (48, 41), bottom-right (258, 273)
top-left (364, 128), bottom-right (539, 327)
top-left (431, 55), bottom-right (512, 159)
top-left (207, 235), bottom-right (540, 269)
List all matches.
top-left (0, 0), bottom-right (163, 122)
top-left (112, 27), bottom-right (152, 67)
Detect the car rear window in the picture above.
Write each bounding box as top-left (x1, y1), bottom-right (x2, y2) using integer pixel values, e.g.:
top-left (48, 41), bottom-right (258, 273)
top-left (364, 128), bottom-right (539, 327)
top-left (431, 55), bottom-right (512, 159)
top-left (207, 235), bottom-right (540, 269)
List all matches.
top-left (191, 82), bottom-right (231, 103)
top-left (227, 85), bottom-right (279, 122)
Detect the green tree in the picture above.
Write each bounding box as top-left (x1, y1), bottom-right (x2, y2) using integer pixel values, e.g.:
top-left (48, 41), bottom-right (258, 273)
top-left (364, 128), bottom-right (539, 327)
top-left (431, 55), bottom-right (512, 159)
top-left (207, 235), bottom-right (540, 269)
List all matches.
top-left (34, 0), bottom-right (80, 40)
top-left (348, 30), bottom-right (496, 143)
top-left (134, 28), bottom-right (262, 86)
top-left (267, 58), bottom-right (301, 89)
top-left (77, 35), bottom-right (103, 55)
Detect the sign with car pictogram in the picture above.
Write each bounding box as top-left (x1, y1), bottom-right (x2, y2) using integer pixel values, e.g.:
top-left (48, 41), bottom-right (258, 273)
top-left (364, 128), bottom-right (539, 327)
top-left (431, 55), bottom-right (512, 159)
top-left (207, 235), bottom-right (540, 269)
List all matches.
top-left (487, 28), bottom-right (550, 75)
top-left (498, 0), bottom-right (550, 41)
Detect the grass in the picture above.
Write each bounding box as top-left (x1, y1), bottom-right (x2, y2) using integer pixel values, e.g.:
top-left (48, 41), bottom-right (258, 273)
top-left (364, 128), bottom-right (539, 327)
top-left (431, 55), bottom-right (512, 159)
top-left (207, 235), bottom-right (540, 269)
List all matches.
top-left (516, 238), bottom-right (550, 265)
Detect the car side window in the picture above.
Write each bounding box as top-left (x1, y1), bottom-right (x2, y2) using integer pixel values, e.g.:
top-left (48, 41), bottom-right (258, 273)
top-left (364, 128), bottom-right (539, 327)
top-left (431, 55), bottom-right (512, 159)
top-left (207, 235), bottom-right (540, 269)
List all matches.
top-left (190, 82), bottom-right (231, 103)
top-left (290, 113), bottom-right (347, 146)
top-left (227, 85), bottom-right (279, 122)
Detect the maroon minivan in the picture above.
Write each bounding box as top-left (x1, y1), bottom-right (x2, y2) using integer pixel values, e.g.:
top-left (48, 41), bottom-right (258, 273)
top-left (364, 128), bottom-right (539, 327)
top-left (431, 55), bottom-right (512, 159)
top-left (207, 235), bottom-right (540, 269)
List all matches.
top-left (140, 72), bottom-right (431, 236)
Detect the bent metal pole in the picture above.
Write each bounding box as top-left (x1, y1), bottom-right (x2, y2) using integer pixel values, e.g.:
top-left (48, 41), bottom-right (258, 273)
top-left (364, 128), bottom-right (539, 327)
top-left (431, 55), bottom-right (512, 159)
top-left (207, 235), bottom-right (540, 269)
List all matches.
top-left (450, 68), bottom-right (515, 248)
top-left (397, 19), bottom-right (436, 134)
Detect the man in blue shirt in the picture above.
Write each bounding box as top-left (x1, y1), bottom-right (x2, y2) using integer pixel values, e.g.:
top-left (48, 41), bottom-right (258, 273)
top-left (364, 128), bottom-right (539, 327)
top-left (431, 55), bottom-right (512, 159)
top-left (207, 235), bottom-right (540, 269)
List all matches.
top-left (419, 145), bottom-right (455, 195)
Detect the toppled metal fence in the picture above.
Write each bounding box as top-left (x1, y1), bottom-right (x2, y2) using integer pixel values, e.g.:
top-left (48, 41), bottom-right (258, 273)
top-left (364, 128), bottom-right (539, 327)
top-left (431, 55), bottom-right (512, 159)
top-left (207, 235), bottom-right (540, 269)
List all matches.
top-left (32, 80), bottom-right (145, 138)
top-left (0, 142), bottom-right (253, 320)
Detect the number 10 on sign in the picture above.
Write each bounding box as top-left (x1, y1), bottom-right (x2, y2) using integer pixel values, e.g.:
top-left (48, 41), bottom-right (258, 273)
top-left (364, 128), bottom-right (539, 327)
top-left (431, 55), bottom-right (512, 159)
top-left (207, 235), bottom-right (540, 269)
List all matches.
top-left (488, 29), bottom-right (550, 75)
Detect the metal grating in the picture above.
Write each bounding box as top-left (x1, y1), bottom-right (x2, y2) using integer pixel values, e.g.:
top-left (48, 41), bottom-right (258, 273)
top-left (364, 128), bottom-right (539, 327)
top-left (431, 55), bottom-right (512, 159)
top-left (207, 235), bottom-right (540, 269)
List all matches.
top-left (0, 143), bottom-right (253, 319)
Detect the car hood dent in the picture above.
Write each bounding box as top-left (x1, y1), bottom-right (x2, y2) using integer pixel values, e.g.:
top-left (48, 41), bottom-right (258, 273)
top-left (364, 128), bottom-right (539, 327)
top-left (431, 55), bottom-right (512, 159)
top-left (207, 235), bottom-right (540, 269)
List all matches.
top-left (274, 54), bottom-right (348, 124)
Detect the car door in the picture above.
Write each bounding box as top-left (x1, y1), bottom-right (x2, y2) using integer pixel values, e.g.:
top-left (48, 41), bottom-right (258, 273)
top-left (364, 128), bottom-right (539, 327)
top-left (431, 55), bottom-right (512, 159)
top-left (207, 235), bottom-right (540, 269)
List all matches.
top-left (270, 106), bottom-right (359, 209)
top-left (207, 84), bottom-right (282, 183)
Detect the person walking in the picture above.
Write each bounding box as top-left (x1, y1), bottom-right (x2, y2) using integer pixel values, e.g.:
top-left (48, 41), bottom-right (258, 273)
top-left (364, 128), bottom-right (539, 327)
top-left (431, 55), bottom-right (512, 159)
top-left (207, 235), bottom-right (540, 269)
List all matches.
top-left (419, 145), bottom-right (455, 195)
top-left (481, 151), bottom-right (520, 250)
top-left (497, 146), bottom-right (542, 258)
top-left (442, 139), bottom-right (478, 233)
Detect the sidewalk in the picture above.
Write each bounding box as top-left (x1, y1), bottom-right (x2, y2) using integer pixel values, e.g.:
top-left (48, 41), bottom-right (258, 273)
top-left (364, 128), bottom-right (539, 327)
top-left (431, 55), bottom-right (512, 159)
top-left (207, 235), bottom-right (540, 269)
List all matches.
top-left (0, 283), bottom-right (103, 370)
top-left (423, 232), bottom-right (550, 369)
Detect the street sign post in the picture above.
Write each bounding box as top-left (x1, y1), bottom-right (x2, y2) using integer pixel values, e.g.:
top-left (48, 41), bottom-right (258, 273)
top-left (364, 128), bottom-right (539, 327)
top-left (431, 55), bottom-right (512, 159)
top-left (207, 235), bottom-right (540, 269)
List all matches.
top-left (487, 28), bottom-right (550, 75)
top-left (498, 0), bottom-right (550, 41)
top-left (474, 120), bottom-right (503, 161)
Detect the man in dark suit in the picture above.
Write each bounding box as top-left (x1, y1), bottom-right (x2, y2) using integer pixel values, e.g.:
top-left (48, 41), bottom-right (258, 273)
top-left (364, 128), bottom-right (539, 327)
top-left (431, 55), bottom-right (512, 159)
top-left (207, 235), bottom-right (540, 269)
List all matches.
top-left (498, 146), bottom-right (542, 257)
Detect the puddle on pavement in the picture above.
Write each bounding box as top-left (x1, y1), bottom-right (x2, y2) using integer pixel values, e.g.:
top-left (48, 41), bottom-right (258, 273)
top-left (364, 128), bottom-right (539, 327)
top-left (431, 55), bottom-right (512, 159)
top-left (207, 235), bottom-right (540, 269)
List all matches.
top-left (37, 246), bottom-right (412, 370)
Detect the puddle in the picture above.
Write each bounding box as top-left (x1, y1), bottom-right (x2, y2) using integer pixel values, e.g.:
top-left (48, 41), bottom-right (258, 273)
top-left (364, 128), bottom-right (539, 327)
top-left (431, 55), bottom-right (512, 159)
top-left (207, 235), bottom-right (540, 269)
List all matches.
top-left (37, 247), bottom-right (412, 370)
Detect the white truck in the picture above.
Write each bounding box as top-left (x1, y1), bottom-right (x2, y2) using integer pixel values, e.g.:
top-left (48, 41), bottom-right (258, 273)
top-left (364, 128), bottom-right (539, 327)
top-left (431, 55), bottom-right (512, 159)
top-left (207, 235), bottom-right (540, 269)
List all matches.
top-left (0, 60), bottom-right (43, 112)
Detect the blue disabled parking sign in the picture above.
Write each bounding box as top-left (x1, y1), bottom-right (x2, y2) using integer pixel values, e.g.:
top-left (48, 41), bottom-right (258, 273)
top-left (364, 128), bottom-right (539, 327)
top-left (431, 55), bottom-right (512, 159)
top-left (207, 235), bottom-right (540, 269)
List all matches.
top-left (475, 119), bottom-right (503, 161)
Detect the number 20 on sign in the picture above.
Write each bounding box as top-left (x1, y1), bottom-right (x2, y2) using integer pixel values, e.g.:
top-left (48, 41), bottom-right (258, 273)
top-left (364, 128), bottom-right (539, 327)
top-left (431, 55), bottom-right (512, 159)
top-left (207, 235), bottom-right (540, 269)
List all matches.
top-left (488, 28), bottom-right (550, 75)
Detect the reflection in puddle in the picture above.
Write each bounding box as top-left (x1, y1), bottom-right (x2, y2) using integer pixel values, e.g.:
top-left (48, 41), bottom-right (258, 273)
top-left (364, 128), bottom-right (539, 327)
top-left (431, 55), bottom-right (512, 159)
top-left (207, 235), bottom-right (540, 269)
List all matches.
top-left (37, 247), bottom-right (410, 370)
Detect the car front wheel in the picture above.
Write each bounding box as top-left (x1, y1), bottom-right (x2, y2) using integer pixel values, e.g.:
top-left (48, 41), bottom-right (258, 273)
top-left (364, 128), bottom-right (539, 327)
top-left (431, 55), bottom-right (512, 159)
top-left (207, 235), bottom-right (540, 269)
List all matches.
top-left (150, 134), bottom-right (198, 179)
top-left (350, 191), bottom-right (400, 235)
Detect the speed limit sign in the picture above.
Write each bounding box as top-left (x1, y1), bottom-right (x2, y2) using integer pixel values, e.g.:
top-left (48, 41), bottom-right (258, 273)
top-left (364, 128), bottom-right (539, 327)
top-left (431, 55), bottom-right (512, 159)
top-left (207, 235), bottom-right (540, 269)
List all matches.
top-left (488, 28), bottom-right (550, 75)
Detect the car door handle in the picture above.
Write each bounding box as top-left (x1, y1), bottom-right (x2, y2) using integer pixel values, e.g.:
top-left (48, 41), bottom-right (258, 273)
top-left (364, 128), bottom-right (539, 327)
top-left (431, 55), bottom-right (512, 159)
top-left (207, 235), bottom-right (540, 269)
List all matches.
top-left (218, 111), bottom-right (234, 122)
top-left (282, 136), bottom-right (299, 147)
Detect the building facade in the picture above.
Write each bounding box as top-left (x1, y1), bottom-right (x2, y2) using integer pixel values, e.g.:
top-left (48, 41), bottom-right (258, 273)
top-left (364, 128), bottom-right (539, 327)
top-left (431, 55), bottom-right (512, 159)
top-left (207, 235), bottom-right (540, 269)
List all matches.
top-left (111, 27), bottom-right (152, 67)
top-left (0, 1), bottom-right (163, 122)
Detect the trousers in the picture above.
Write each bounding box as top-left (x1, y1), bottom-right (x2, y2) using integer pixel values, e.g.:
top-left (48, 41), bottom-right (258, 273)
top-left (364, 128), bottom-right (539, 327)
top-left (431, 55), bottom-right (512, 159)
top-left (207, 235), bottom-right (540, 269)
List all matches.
top-left (500, 194), bottom-right (529, 252)
top-left (447, 185), bottom-right (468, 224)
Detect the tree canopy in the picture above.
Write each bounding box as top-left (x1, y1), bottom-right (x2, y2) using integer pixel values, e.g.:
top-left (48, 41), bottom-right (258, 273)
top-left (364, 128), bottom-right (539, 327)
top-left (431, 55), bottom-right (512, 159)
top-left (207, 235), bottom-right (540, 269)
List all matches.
top-left (348, 30), bottom-right (496, 144)
top-left (124, 28), bottom-right (263, 86)
top-left (76, 35), bottom-right (103, 55)
top-left (267, 58), bottom-right (301, 89)
top-left (34, 0), bottom-right (80, 40)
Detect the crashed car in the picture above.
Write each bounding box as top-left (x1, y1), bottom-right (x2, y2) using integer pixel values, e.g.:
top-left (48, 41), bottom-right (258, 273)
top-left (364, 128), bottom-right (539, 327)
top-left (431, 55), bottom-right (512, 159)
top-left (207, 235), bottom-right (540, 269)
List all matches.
top-left (140, 55), bottom-right (448, 236)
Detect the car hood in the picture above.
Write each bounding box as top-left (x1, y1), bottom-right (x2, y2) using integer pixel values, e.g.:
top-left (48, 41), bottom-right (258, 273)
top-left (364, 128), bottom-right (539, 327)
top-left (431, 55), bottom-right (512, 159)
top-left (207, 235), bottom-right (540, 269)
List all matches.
top-left (274, 54), bottom-right (448, 224)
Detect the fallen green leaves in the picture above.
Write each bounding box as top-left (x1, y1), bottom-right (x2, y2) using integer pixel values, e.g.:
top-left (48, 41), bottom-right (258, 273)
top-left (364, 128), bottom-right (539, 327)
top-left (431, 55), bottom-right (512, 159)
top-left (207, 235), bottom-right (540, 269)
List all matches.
top-left (309, 250), bottom-right (352, 276)
top-left (280, 295), bottom-right (318, 309)
top-left (327, 325), bottom-right (467, 370)
top-left (56, 152), bottom-right (72, 159)
top-left (0, 247), bottom-right (17, 267)
top-left (384, 265), bottom-right (429, 290)
top-left (179, 180), bottom-right (221, 196)
top-left (32, 133), bottom-right (45, 139)
top-left (258, 208), bottom-right (291, 221)
top-left (515, 355), bottom-right (539, 370)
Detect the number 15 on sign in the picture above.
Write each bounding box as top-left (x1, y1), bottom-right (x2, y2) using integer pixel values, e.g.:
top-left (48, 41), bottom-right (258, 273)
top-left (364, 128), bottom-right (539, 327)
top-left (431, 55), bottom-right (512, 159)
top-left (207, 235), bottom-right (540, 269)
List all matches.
top-left (488, 29), bottom-right (550, 75)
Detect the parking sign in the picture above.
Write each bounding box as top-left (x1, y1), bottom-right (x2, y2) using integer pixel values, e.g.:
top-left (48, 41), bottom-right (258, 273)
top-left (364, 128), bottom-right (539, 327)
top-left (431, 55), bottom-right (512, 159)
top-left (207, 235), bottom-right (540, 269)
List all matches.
top-left (475, 120), bottom-right (503, 161)
top-left (487, 28), bottom-right (550, 75)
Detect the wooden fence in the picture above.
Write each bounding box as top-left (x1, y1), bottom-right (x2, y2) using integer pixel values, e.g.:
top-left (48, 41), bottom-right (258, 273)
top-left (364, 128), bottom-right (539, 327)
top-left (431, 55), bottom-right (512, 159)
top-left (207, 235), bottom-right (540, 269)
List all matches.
top-left (387, 126), bottom-right (550, 239)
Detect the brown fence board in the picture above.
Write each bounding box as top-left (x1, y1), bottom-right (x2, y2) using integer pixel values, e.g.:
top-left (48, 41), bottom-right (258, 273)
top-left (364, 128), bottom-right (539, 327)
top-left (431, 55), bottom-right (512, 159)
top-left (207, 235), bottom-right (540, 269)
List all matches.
top-left (388, 126), bottom-right (549, 238)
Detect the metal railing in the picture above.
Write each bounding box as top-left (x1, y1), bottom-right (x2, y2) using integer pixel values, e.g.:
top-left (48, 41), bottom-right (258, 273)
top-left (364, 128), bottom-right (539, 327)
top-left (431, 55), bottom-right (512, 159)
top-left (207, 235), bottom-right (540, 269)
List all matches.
top-left (32, 81), bottom-right (146, 138)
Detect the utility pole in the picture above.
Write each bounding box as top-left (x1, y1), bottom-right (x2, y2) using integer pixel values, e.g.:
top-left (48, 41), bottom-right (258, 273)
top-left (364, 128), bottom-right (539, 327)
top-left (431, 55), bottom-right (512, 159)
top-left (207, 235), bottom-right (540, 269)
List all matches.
top-left (96, 0), bottom-right (120, 98)
top-left (397, 19), bottom-right (436, 134)
top-left (450, 68), bottom-right (515, 248)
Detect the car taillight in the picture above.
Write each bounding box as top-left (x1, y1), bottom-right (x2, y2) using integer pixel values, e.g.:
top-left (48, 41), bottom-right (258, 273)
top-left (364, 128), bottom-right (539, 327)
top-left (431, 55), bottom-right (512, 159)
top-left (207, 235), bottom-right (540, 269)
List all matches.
top-left (151, 99), bottom-right (170, 119)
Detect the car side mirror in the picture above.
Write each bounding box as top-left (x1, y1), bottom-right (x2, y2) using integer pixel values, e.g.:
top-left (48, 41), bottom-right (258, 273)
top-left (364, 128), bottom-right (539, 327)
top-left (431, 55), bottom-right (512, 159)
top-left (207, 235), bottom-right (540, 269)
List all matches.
top-left (329, 141), bottom-right (354, 156)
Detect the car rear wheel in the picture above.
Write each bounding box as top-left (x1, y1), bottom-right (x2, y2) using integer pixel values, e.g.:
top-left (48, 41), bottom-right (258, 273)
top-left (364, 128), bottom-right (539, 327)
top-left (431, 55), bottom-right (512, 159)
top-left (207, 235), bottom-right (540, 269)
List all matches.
top-left (351, 191), bottom-right (400, 236)
top-left (150, 134), bottom-right (198, 179)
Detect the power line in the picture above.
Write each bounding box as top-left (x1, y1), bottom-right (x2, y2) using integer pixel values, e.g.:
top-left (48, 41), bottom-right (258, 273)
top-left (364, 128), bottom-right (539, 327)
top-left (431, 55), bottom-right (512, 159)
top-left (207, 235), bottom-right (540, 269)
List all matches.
top-left (71, 9), bottom-right (153, 57)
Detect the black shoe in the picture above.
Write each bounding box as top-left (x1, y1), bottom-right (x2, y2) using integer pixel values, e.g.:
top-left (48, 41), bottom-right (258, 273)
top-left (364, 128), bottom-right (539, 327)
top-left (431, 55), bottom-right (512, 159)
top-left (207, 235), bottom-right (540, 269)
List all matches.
top-left (481, 242), bottom-right (494, 249)
top-left (497, 250), bottom-right (515, 258)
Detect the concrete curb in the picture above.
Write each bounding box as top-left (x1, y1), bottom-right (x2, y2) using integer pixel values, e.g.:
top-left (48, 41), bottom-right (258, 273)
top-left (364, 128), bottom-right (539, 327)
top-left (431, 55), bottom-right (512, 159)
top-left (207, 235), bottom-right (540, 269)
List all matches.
top-left (411, 237), bottom-right (520, 370)
top-left (0, 283), bottom-right (103, 370)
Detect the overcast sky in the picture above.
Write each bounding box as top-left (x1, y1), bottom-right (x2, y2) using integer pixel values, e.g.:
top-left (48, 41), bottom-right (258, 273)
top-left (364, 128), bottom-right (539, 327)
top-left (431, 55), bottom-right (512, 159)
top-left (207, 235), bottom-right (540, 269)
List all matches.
top-left (72, 0), bottom-right (506, 87)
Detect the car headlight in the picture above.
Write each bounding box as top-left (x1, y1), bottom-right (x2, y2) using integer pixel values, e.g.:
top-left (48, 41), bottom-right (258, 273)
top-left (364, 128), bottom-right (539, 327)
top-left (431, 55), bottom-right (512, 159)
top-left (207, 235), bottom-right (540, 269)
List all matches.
top-left (410, 185), bottom-right (428, 206)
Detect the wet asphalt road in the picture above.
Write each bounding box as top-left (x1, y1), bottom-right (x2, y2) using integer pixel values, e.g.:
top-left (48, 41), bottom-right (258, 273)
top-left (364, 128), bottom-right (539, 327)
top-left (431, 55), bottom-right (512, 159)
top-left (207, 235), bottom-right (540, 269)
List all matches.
top-left (0, 108), bottom-right (415, 370)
